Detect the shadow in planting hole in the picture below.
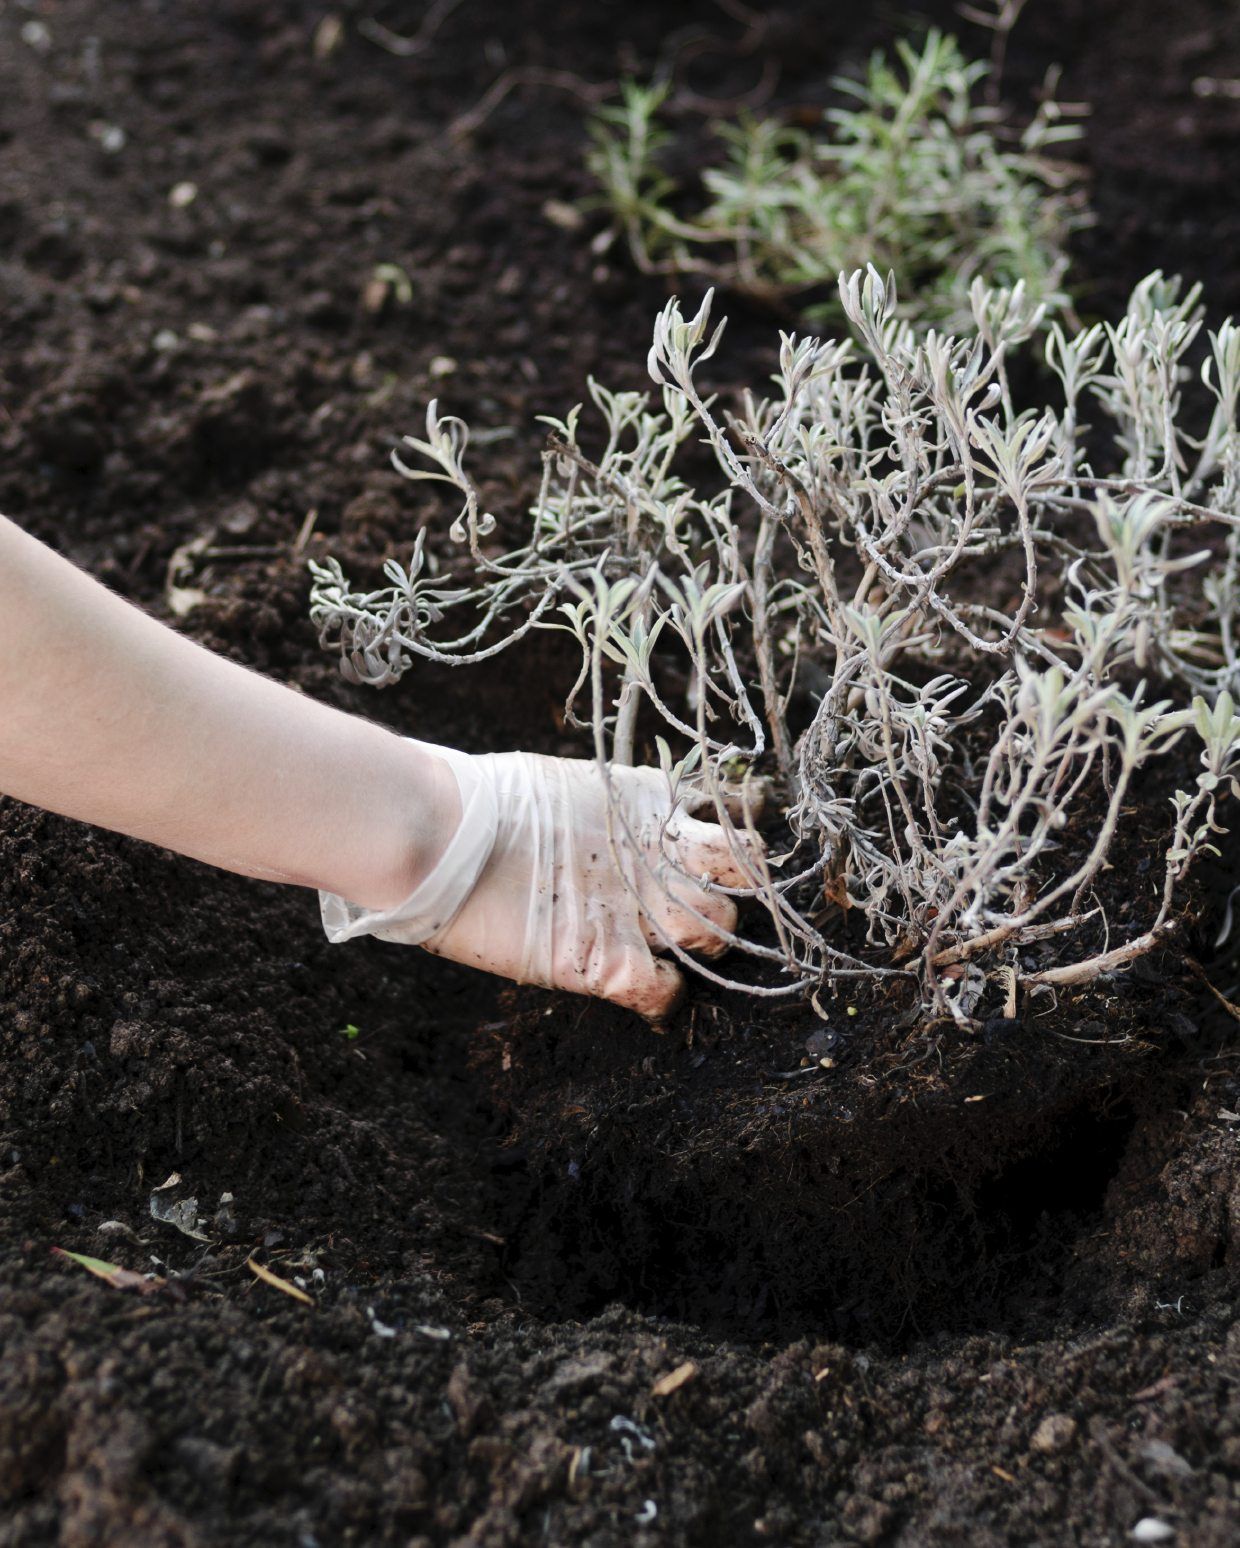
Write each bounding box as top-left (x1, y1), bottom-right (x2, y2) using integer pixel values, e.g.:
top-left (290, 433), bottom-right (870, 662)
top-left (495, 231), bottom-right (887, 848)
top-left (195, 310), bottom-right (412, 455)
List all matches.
top-left (492, 1090), bottom-right (1140, 1349)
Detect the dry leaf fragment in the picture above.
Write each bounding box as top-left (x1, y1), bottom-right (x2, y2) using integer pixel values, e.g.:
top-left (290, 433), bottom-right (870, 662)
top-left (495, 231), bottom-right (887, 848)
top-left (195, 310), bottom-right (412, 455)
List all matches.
top-left (246, 1255), bottom-right (314, 1306)
top-left (651, 1360), bottom-right (697, 1397)
top-left (150, 1185), bottom-right (211, 1242)
top-left (52, 1246), bottom-right (165, 1295)
top-left (1133, 1374), bottom-right (1180, 1402)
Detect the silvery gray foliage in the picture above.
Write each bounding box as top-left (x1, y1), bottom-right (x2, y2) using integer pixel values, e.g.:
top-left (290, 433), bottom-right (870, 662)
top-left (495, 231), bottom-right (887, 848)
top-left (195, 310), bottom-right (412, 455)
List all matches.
top-left (310, 269), bottom-right (1240, 1020)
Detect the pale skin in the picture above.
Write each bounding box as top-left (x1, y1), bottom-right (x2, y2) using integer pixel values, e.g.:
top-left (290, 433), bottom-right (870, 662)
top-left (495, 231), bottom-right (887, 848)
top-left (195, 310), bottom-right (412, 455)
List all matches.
top-left (0, 514), bottom-right (749, 1018)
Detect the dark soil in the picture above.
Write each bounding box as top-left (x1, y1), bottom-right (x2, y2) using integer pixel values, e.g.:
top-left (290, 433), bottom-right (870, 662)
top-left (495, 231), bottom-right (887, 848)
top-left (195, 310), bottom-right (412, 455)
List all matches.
top-left (3, 1), bottom-right (1240, 1543)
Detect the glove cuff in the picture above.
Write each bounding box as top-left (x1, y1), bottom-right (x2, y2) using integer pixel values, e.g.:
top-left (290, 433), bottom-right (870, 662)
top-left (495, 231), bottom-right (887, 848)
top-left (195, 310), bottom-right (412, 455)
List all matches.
top-left (319, 740), bottom-right (499, 946)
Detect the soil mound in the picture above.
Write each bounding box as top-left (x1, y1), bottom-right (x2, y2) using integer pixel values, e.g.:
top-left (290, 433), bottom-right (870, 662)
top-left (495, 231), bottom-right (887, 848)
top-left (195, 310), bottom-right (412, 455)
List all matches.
top-left (3, 1), bottom-right (1240, 1543)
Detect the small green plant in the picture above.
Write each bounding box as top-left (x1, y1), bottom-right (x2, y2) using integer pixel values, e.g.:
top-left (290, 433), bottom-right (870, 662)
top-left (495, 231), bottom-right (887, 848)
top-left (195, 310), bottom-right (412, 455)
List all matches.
top-left (311, 269), bottom-right (1240, 1023)
top-left (586, 31), bottom-right (1086, 331)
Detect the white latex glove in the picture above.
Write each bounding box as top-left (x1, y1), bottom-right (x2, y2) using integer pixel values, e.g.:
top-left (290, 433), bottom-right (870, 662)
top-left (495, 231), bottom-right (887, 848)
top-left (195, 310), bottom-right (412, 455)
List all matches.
top-left (320, 742), bottom-right (760, 1019)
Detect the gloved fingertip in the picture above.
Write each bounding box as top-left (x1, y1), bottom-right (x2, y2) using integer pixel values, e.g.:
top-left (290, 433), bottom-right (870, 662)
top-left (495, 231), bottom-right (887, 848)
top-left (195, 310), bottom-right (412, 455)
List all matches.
top-left (646, 960), bottom-right (687, 1028)
top-left (679, 893), bottom-right (739, 959)
top-left (694, 933), bottom-right (731, 961)
top-left (675, 828), bottom-right (765, 891)
top-left (610, 956), bottom-right (685, 1024)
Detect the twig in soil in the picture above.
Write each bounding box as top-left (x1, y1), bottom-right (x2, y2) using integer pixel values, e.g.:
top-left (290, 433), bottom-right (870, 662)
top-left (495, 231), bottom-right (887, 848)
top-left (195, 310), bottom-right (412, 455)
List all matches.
top-left (1089, 1416), bottom-right (1176, 1513)
top-left (247, 1254), bottom-right (314, 1306)
top-left (651, 1359), bottom-right (698, 1397)
top-left (1184, 957), bottom-right (1240, 1022)
top-left (930, 910), bottom-right (1099, 970)
top-left (1023, 923), bottom-right (1177, 988)
top-left (449, 67), bottom-right (610, 140)
top-left (1044, 1025), bottom-right (1133, 1047)
top-left (293, 507), bottom-right (319, 555)
top-left (881, 1032), bottom-right (945, 1077)
top-left (357, 0), bottom-right (465, 59)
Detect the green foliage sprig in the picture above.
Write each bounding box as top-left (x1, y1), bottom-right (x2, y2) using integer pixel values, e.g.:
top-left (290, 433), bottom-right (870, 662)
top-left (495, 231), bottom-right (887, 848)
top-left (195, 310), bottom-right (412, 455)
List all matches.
top-left (587, 31), bottom-right (1087, 331)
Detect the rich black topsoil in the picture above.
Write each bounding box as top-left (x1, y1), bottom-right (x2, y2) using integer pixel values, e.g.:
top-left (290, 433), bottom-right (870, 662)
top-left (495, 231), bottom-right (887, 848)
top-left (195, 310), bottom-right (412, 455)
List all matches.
top-left (3, 2), bottom-right (1240, 1543)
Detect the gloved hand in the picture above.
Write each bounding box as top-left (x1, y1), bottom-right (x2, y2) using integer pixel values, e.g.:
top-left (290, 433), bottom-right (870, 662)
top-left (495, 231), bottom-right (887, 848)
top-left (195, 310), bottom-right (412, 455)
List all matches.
top-left (319, 742), bottom-right (762, 1019)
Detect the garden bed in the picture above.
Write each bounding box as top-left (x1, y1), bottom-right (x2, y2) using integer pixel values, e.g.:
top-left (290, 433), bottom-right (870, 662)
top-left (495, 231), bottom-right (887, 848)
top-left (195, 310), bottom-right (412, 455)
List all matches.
top-left (3, 1), bottom-right (1240, 1542)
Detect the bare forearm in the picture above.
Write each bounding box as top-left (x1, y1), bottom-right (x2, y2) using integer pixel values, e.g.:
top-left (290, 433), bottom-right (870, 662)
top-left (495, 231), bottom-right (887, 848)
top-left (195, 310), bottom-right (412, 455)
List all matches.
top-left (0, 515), bottom-right (456, 907)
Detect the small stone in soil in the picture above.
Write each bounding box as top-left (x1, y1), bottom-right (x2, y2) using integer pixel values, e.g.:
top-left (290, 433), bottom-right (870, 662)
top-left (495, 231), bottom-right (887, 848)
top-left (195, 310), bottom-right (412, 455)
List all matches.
top-left (805, 1027), bottom-right (839, 1059)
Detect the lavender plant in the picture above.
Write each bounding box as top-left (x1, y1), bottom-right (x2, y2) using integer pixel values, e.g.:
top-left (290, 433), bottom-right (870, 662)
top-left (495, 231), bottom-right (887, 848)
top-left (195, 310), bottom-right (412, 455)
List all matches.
top-left (310, 269), bottom-right (1240, 1021)
top-left (586, 30), bottom-right (1086, 332)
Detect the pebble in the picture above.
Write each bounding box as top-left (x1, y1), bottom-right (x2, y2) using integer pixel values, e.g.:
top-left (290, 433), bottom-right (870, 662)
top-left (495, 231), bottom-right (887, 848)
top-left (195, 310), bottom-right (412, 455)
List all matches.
top-left (1131, 1521), bottom-right (1175, 1544)
top-left (804, 1028), bottom-right (839, 1060)
top-left (1031, 1412), bottom-right (1077, 1453)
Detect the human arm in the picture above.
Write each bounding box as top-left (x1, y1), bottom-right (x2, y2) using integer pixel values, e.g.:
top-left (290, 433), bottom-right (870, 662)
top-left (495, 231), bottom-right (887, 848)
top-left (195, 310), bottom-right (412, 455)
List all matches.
top-left (0, 515), bottom-right (751, 1018)
top-left (0, 512), bottom-right (459, 910)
